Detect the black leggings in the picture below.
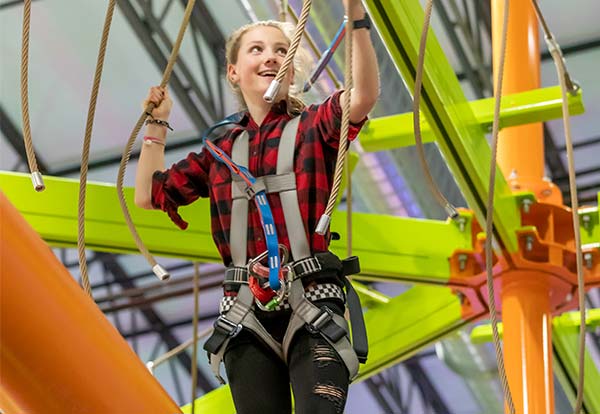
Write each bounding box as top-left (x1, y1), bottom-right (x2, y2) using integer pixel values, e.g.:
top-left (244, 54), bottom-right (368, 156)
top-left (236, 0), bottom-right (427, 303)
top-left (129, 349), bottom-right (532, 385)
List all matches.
top-left (223, 300), bottom-right (349, 414)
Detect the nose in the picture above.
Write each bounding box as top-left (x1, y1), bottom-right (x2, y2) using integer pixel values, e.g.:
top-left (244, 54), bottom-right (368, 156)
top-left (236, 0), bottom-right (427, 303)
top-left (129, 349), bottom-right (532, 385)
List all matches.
top-left (264, 49), bottom-right (279, 65)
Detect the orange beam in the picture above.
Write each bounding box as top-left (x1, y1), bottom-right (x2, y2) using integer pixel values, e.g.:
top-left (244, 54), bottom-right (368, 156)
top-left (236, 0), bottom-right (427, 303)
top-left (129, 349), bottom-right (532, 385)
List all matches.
top-left (492, 1), bottom-right (556, 412)
top-left (0, 191), bottom-right (182, 414)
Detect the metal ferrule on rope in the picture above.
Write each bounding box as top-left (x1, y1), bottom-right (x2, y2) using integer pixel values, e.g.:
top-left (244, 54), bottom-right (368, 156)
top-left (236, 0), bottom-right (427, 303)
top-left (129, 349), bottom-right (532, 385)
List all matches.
top-left (263, 0), bottom-right (313, 103)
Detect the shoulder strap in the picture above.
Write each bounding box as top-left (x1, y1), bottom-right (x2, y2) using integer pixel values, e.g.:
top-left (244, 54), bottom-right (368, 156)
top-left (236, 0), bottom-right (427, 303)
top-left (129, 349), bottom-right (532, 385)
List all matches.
top-left (230, 131), bottom-right (249, 266)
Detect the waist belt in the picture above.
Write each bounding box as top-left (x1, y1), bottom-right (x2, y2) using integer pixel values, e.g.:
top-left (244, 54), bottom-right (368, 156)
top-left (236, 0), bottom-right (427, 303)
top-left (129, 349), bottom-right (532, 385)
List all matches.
top-left (224, 255), bottom-right (323, 288)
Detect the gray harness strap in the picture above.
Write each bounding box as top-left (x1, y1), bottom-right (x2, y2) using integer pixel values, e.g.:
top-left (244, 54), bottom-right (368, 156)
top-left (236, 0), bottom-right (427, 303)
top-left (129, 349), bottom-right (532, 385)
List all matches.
top-left (206, 116), bottom-right (360, 383)
top-left (230, 131), bottom-right (249, 266)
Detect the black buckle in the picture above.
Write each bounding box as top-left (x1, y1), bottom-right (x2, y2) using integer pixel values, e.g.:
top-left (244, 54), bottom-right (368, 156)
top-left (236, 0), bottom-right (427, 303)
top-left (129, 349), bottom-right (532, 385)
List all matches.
top-left (306, 306), bottom-right (334, 334)
top-left (244, 185), bottom-right (256, 199)
top-left (214, 316), bottom-right (243, 338)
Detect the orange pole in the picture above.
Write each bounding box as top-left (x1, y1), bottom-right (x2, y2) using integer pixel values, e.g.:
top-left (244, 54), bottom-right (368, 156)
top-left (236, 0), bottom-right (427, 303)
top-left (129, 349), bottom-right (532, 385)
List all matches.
top-left (0, 191), bottom-right (182, 414)
top-left (492, 1), bottom-right (555, 413)
top-left (501, 273), bottom-right (554, 413)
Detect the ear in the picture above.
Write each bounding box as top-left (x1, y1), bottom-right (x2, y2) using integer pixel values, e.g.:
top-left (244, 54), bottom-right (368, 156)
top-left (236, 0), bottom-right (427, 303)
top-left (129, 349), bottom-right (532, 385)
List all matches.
top-left (227, 63), bottom-right (239, 84)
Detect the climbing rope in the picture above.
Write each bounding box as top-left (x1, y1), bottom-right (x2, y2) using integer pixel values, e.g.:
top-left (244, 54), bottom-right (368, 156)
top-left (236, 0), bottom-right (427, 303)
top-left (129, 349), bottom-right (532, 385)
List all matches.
top-left (484, 0), bottom-right (516, 411)
top-left (146, 327), bottom-right (213, 374)
top-left (263, 0), bottom-right (313, 103)
top-left (20, 0), bottom-right (44, 191)
top-left (531, 2), bottom-right (586, 413)
top-left (316, 7), bottom-right (353, 235)
top-left (412, 0), bottom-right (459, 221)
top-left (77, 0), bottom-right (116, 299)
top-left (190, 262), bottom-right (200, 414)
top-left (117, 0), bottom-right (197, 281)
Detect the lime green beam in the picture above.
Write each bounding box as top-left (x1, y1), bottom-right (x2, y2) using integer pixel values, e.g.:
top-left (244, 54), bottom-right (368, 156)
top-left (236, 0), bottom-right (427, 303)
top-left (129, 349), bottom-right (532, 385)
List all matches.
top-left (182, 285), bottom-right (481, 413)
top-left (363, 0), bottom-right (531, 253)
top-left (0, 172), bottom-right (474, 284)
top-left (360, 86), bottom-right (585, 152)
top-left (552, 312), bottom-right (600, 413)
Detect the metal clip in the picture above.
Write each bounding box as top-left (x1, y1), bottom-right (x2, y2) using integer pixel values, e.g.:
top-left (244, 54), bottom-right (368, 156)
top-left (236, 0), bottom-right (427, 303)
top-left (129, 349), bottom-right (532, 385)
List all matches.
top-left (214, 316), bottom-right (243, 338)
top-left (306, 306), bottom-right (334, 334)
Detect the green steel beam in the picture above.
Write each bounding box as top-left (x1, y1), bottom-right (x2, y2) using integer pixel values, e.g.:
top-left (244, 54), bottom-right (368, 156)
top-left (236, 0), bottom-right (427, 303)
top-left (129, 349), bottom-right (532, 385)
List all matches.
top-left (182, 285), bottom-right (481, 413)
top-left (580, 206), bottom-right (600, 247)
top-left (0, 171), bottom-right (475, 284)
top-left (553, 312), bottom-right (600, 413)
top-left (363, 0), bottom-right (532, 253)
top-left (360, 86), bottom-right (585, 152)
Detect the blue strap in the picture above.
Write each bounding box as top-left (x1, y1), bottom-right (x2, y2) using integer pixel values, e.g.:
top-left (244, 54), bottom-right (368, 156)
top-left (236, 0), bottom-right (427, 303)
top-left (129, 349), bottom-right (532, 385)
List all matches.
top-left (202, 115), bottom-right (282, 291)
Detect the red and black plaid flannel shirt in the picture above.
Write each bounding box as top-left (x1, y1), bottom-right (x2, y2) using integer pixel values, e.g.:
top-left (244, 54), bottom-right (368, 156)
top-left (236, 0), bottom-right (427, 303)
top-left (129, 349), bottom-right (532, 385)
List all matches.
top-left (151, 91), bottom-right (366, 266)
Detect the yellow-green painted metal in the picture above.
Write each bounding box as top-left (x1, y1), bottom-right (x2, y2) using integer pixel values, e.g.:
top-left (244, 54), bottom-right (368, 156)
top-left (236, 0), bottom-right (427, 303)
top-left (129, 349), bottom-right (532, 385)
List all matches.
top-left (579, 206), bottom-right (600, 247)
top-left (363, 0), bottom-right (525, 253)
top-left (0, 171), bottom-right (474, 284)
top-left (181, 285), bottom-right (479, 413)
top-left (553, 311), bottom-right (600, 413)
top-left (360, 86), bottom-right (585, 152)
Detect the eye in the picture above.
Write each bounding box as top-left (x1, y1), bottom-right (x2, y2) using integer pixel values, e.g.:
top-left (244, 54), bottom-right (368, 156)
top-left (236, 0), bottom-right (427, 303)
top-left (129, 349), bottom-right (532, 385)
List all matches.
top-left (250, 45), bottom-right (262, 53)
top-left (276, 47), bottom-right (288, 56)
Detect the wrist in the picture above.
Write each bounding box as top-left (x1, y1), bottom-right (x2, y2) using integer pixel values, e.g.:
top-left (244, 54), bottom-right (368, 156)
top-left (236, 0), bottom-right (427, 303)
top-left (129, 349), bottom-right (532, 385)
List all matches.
top-left (145, 124), bottom-right (168, 139)
top-left (346, 3), bottom-right (366, 21)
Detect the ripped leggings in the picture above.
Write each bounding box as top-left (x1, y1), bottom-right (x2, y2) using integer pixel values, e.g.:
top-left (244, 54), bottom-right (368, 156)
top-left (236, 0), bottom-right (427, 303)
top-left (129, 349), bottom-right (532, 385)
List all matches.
top-left (223, 300), bottom-right (349, 414)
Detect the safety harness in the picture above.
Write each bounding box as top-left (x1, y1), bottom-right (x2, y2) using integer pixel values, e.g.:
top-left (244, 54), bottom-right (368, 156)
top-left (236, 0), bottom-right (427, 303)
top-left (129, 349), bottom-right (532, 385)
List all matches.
top-left (203, 116), bottom-right (368, 383)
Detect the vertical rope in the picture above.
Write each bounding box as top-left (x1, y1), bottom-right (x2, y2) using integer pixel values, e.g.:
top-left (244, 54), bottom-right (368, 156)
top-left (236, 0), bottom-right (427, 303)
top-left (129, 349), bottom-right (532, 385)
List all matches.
top-left (116, 0), bottom-right (197, 280)
top-left (190, 262), bottom-right (200, 414)
top-left (20, 0), bottom-right (45, 191)
top-left (318, 10), bottom-right (353, 233)
top-left (78, 0), bottom-right (117, 299)
top-left (346, 157), bottom-right (352, 257)
top-left (412, 0), bottom-right (458, 220)
top-left (264, 0), bottom-right (312, 102)
top-left (485, 0), bottom-right (515, 412)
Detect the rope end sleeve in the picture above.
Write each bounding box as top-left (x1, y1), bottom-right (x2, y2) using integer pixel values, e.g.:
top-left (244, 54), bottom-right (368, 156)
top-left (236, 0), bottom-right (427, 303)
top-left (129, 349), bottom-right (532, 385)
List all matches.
top-left (31, 171), bottom-right (45, 192)
top-left (263, 80), bottom-right (281, 103)
top-left (152, 263), bottom-right (171, 281)
top-left (315, 214), bottom-right (332, 235)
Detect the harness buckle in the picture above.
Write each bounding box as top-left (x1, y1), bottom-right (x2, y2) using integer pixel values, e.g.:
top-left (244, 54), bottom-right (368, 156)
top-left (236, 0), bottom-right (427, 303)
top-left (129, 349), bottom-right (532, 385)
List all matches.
top-left (213, 316), bottom-right (243, 338)
top-left (244, 185), bottom-right (256, 199)
top-left (306, 306), bottom-right (334, 334)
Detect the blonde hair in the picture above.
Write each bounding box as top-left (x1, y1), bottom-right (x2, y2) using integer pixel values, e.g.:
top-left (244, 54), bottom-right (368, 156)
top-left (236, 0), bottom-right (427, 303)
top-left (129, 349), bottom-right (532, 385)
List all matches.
top-left (225, 20), bottom-right (310, 116)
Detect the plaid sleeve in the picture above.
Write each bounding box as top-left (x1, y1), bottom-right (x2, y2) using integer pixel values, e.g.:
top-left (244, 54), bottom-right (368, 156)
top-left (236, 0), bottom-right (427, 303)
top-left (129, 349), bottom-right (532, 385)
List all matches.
top-left (309, 90), bottom-right (368, 149)
top-left (151, 149), bottom-right (210, 229)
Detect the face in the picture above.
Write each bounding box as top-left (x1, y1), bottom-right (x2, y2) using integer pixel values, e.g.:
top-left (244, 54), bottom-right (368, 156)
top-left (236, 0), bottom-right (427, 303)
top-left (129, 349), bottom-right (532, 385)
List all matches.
top-left (227, 25), bottom-right (294, 104)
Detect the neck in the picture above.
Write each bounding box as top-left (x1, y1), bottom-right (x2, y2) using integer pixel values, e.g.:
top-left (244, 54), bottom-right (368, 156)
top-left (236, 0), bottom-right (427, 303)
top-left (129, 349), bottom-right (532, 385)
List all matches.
top-left (243, 92), bottom-right (273, 125)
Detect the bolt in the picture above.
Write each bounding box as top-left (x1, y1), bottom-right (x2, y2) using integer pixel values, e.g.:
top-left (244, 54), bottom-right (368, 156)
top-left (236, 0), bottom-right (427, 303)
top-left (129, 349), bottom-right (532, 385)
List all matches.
top-left (457, 217), bottom-right (466, 232)
top-left (582, 215), bottom-right (591, 231)
top-left (458, 254), bottom-right (468, 271)
top-left (456, 292), bottom-right (466, 304)
top-left (521, 198), bottom-right (533, 214)
top-left (525, 236), bottom-right (534, 252)
top-left (584, 252), bottom-right (593, 269)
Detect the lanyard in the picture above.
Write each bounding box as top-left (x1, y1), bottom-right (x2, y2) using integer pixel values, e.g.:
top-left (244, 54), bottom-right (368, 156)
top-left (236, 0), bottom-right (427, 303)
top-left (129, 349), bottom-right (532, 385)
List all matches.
top-left (202, 114), bottom-right (283, 291)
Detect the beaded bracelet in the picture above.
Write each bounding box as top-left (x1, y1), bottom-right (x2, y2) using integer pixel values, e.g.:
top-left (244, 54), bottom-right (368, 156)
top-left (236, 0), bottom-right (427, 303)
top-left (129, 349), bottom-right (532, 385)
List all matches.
top-left (145, 117), bottom-right (173, 131)
top-left (143, 136), bottom-right (166, 146)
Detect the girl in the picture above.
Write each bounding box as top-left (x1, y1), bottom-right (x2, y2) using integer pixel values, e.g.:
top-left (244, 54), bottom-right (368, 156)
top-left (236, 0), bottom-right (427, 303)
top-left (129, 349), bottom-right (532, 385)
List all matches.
top-left (135, 1), bottom-right (379, 413)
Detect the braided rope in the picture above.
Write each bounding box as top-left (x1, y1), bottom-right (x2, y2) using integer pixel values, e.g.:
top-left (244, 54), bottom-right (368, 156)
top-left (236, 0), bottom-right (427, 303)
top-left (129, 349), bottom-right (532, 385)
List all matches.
top-left (485, 0), bottom-right (515, 412)
top-left (190, 262), bottom-right (200, 414)
top-left (77, 0), bottom-right (116, 299)
top-left (413, 0), bottom-right (457, 219)
top-left (270, 0), bottom-right (312, 94)
top-left (20, 0), bottom-right (44, 191)
top-left (116, 0), bottom-right (196, 280)
top-left (321, 11), bottom-right (353, 225)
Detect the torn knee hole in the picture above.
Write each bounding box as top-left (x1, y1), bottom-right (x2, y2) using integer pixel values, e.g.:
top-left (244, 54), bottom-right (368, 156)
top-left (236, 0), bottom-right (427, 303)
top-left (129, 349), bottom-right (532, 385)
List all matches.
top-left (313, 383), bottom-right (345, 412)
top-left (312, 344), bottom-right (339, 367)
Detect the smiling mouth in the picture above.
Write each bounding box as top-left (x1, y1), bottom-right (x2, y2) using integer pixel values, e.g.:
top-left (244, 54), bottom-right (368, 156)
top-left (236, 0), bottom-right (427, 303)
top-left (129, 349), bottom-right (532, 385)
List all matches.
top-left (258, 70), bottom-right (278, 78)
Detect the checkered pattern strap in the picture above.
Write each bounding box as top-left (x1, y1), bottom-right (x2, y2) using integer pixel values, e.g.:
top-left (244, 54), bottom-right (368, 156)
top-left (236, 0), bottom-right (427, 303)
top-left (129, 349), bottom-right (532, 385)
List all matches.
top-left (219, 282), bottom-right (345, 314)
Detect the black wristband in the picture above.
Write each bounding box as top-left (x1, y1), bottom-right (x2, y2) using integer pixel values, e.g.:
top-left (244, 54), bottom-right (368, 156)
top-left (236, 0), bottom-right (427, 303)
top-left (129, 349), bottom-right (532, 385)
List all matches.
top-left (352, 13), bottom-right (371, 30)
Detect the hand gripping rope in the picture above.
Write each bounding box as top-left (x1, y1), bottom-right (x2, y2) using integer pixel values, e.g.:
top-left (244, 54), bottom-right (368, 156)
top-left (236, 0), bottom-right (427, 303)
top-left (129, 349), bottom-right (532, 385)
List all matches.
top-left (117, 0), bottom-right (197, 281)
top-left (201, 114), bottom-right (286, 291)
